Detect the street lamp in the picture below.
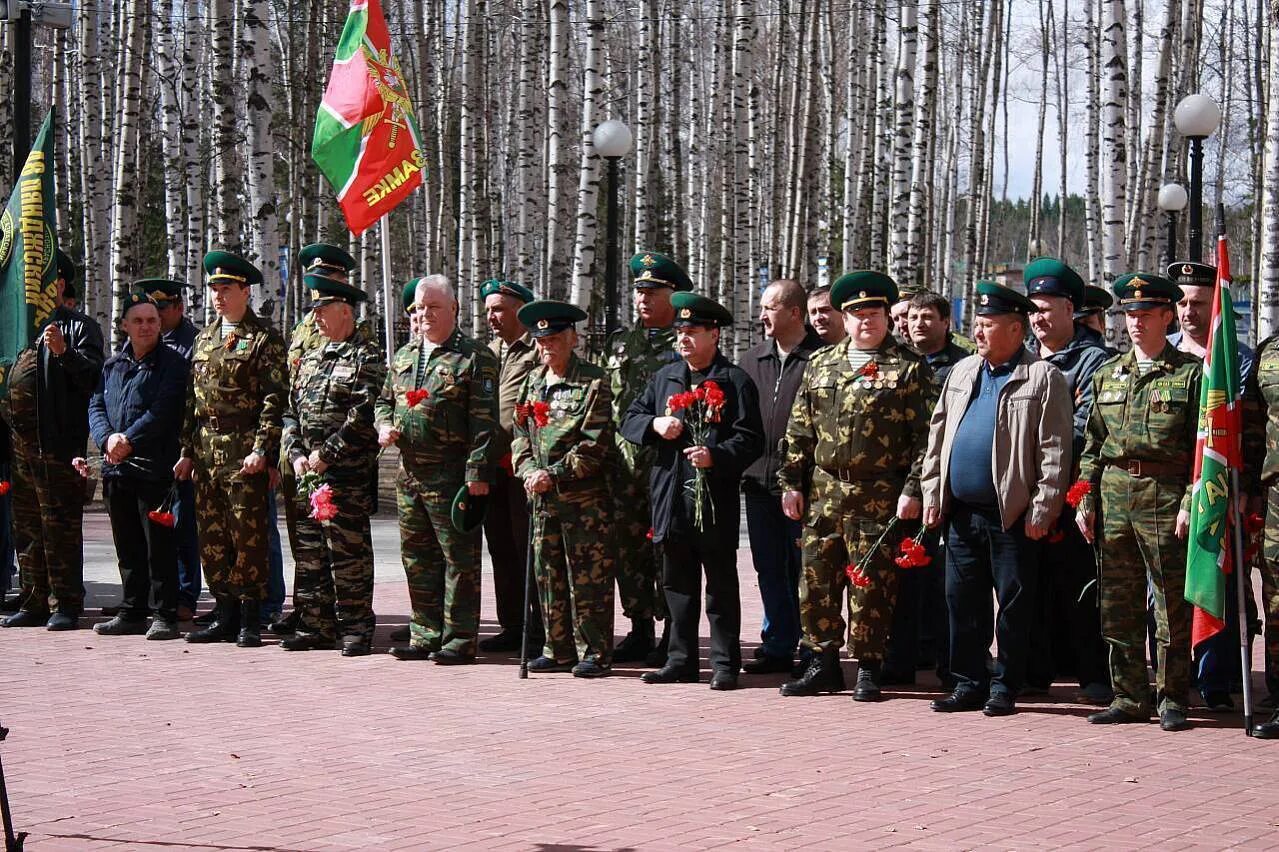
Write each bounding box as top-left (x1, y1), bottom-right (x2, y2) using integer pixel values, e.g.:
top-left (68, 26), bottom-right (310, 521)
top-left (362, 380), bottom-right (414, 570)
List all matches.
top-left (1156, 182), bottom-right (1188, 266)
top-left (592, 119), bottom-right (632, 336)
top-left (1173, 93), bottom-right (1222, 262)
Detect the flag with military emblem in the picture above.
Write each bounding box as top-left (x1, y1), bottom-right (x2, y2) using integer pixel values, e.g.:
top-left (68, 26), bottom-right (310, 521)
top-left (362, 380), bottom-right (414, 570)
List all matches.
top-left (312, 0), bottom-right (426, 236)
top-left (1184, 232), bottom-right (1242, 647)
top-left (0, 113), bottom-right (59, 394)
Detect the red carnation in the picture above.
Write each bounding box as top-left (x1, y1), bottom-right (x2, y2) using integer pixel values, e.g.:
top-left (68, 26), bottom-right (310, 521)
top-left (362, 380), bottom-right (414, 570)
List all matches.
top-left (844, 563), bottom-right (871, 588)
top-left (309, 484), bottom-right (338, 523)
top-left (646, 528), bottom-right (655, 541)
top-left (1065, 480), bottom-right (1092, 509)
top-left (147, 510), bottom-right (176, 528)
top-left (405, 388), bottom-right (430, 407)
top-left (0, 481), bottom-right (10, 496)
top-left (532, 400), bottom-right (551, 428)
top-left (859, 361), bottom-right (879, 379)
top-left (1245, 512), bottom-right (1265, 535)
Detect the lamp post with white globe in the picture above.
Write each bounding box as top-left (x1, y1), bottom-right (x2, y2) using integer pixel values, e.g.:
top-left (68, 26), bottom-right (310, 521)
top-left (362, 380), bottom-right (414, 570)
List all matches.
top-left (1156, 182), bottom-right (1188, 266)
top-left (592, 119), bottom-right (633, 336)
top-left (1173, 94), bottom-right (1222, 263)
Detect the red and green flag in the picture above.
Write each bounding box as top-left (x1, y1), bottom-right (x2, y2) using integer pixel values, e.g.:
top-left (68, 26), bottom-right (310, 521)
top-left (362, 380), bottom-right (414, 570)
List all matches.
top-left (312, 0), bottom-right (426, 236)
top-left (1185, 232), bottom-right (1243, 647)
top-left (0, 114), bottom-right (59, 395)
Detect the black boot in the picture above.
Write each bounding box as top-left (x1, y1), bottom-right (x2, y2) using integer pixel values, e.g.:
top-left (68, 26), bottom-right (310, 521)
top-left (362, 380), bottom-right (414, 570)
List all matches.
top-left (852, 660), bottom-right (883, 702)
top-left (779, 647), bottom-right (846, 696)
top-left (268, 609), bottom-right (299, 635)
top-left (612, 617), bottom-right (655, 663)
top-left (237, 599), bottom-right (262, 648)
top-left (185, 597), bottom-right (239, 643)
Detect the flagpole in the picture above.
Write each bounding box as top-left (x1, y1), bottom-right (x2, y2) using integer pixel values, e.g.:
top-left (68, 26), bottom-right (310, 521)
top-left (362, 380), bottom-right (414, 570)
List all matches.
top-left (1230, 470), bottom-right (1254, 736)
top-left (380, 214), bottom-right (395, 365)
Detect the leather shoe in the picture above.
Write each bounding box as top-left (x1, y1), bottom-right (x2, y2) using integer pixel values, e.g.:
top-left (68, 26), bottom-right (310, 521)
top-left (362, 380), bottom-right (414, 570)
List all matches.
top-left (268, 610), bottom-right (299, 635)
top-left (46, 611), bottom-right (79, 631)
top-left (983, 693), bottom-right (1016, 716)
top-left (1159, 708), bottom-right (1191, 731)
top-left (780, 648), bottom-right (845, 696)
top-left (430, 647), bottom-right (475, 665)
top-left (1252, 709), bottom-right (1279, 739)
top-left (709, 671), bottom-right (738, 691)
top-left (280, 633), bottom-right (337, 651)
top-left (93, 615), bottom-right (147, 636)
top-left (2, 609), bottom-right (51, 628)
top-left (389, 625), bottom-right (410, 642)
top-left (641, 664), bottom-right (699, 684)
top-left (389, 645), bottom-right (434, 661)
top-left (478, 629), bottom-right (522, 653)
top-left (930, 691), bottom-right (986, 712)
top-left (528, 655), bottom-right (575, 673)
top-left (341, 639), bottom-right (371, 657)
top-left (852, 663), bottom-right (882, 702)
top-left (742, 655), bottom-right (793, 675)
top-left (572, 659), bottom-right (610, 678)
top-left (1087, 707), bottom-right (1149, 725)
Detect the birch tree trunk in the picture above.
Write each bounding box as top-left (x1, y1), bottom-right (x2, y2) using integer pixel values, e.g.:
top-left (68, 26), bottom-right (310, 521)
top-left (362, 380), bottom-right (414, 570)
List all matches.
top-left (210, 0), bottom-right (241, 249)
top-left (1083, 0), bottom-right (1105, 284)
top-left (1258, 0), bottom-right (1279, 338)
top-left (543, 0), bottom-right (569, 296)
top-left (888, 0), bottom-right (918, 284)
top-left (905, 0), bottom-right (938, 288)
top-left (568, 0), bottom-right (603, 310)
top-left (730, 0), bottom-right (756, 327)
top-left (155, 0), bottom-right (187, 280)
top-left (109, 0), bottom-right (148, 329)
top-left (1100, 0), bottom-right (1129, 281)
top-left (241, 0), bottom-right (280, 323)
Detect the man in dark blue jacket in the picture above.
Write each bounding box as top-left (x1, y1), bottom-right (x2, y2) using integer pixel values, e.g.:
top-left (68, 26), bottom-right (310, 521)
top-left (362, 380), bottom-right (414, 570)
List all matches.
top-left (621, 293), bottom-right (764, 690)
top-left (84, 291), bottom-right (189, 639)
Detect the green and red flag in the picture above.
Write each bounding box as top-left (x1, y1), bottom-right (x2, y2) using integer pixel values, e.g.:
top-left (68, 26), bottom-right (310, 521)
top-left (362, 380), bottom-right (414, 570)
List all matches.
top-left (0, 113), bottom-right (59, 396)
top-left (1185, 232), bottom-right (1243, 646)
top-left (312, 0), bottom-right (426, 236)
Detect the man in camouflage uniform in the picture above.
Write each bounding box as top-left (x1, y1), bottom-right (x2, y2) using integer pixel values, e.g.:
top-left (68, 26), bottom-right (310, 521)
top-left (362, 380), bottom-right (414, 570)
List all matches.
top-left (479, 278), bottom-right (543, 653)
top-left (376, 274), bottom-right (499, 664)
top-left (511, 300), bottom-right (615, 676)
top-left (777, 271), bottom-right (934, 701)
top-left (178, 251), bottom-right (288, 648)
top-left (279, 250), bottom-right (385, 656)
top-left (0, 251), bottom-right (105, 630)
top-left (607, 251), bottom-right (692, 663)
top-left (1076, 274), bottom-right (1201, 732)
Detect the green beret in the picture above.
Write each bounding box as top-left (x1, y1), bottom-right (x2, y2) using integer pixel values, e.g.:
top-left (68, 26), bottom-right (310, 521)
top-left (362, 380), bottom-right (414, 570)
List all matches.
top-left (134, 277), bottom-right (185, 304)
top-left (56, 249), bottom-right (77, 286)
top-left (480, 279), bottom-right (535, 304)
top-left (830, 270), bottom-right (898, 312)
top-left (121, 288), bottom-right (159, 316)
top-left (517, 299), bottom-right (588, 338)
top-left (402, 278), bottom-right (422, 312)
top-left (671, 291), bottom-right (732, 327)
top-left (1075, 285), bottom-right (1113, 318)
top-left (629, 251), bottom-right (693, 291)
top-left (202, 250), bottom-right (263, 287)
top-left (451, 483), bottom-right (487, 533)
top-left (974, 281), bottom-right (1039, 316)
top-left (1024, 257), bottom-right (1085, 307)
top-left (1113, 273), bottom-right (1182, 311)
top-left (1167, 261), bottom-right (1215, 288)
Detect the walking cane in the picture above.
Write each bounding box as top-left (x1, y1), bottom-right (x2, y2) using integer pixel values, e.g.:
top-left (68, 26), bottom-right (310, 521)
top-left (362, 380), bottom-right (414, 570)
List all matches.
top-left (0, 725), bottom-right (28, 852)
top-left (519, 497), bottom-right (535, 679)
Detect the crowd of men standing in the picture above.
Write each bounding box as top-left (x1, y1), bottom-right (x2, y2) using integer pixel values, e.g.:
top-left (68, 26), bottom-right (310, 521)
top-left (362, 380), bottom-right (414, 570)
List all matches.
top-left (1, 243), bottom-right (1277, 738)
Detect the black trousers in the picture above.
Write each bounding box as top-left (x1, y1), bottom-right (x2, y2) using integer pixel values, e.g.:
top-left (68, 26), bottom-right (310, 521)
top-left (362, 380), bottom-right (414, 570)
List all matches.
top-left (884, 533), bottom-right (950, 679)
top-left (105, 477), bottom-right (178, 622)
top-left (1026, 512), bottom-right (1110, 690)
top-left (482, 466), bottom-right (540, 634)
top-left (661, 537), bottom-right (741, 674)
top-left (945, 502), bottom-right (1040, 697)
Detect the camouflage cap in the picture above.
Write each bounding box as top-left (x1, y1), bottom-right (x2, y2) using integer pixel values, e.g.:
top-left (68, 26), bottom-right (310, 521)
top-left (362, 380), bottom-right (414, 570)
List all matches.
top-left (629, 251), bottom-right (693, 291)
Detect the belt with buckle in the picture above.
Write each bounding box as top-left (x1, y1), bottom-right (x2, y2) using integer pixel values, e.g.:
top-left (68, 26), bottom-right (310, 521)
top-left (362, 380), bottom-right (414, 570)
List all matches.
top-left (1116, 459), bottom-right (1186, 478)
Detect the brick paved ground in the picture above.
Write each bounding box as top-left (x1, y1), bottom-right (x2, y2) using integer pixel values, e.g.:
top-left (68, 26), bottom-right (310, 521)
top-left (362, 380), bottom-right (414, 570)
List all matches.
top-left (2, 513), bottom-right (1277, 851)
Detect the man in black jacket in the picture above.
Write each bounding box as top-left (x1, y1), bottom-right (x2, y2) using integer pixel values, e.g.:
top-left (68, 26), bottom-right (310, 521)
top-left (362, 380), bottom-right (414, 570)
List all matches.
top-left (621, 293), bottom-right (764, 690)
top-left (739, 279), bottom-right (825, 674)
top-left (1, 251), bottom-right (106, 629)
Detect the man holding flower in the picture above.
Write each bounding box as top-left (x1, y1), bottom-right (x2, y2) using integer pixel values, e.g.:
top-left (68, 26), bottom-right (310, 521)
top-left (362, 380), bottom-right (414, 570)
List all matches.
top-left (279, 250), bottom-right (387, 656)
top-left (621, 293), bottom-right (763, 690)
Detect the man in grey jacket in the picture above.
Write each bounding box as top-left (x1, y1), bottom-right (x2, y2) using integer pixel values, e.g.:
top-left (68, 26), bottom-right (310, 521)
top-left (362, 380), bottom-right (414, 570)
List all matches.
top-left (920, 282), bottom-right (1072, 717)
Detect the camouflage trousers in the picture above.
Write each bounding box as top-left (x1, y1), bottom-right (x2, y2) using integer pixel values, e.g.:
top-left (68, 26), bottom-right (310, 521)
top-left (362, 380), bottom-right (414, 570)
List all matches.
top-left (610, 464), bottom-right (666, 622)
top-left (1098, 467), bottom-right (1190, 714)
top-left (533, 491), bottom-right (615, 664)
top-left (192, 458), bottom-right (271, 601)
top-left (292, 485), bottom-right (375, 644)
top-left (798, 475), bottom-right (900, 660)
top-left (1260, 484), bottom-right (1279, 697)
top-left (9, 433), bottom-right (84, 613)
top-left (397, 467), bottom-right (480, 655)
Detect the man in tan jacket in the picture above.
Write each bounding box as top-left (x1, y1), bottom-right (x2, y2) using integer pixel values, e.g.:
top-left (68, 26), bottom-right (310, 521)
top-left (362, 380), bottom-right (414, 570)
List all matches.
top-left (920, 282), bottom-right (1072, 717)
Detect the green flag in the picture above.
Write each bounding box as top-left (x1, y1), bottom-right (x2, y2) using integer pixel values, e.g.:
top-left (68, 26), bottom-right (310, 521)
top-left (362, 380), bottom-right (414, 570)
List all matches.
top-left (0, 113), bottom-right (59, 395)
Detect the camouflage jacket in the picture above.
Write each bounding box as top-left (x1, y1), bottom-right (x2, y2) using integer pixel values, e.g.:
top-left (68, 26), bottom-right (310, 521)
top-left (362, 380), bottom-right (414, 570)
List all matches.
top-left (1242, 334), bottom-right (1278, 495)
top-left (181, 308), bottom-right (288, 464)
top-left (606, 324), bottom-right (681, 473)
top-left (511, 354), bottom-right (613, 499)
top-left (373, 328), bottom-right (499, 483)
top-left (777, 337), bottom-right (935, 500)
top-left (1078, 343), bottom-right (1202, 511)
top-left (282, 327), bottom-right (387, 484)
